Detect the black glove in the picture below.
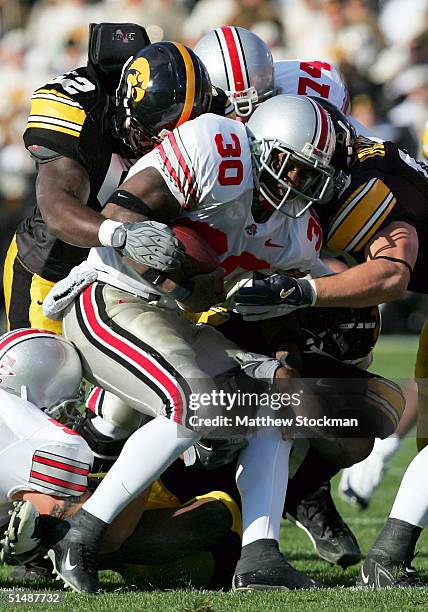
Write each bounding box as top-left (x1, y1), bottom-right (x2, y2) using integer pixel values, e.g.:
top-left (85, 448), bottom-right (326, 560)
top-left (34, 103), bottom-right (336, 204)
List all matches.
top-left (235, 274), bottom-right (317, 321)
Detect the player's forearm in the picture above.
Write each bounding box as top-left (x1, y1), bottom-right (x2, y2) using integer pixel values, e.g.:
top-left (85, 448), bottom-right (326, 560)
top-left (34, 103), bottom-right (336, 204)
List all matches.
top-left (313, 260), bottom-right (410, 307)
top-left (39, 193), bottom-right (107, 246)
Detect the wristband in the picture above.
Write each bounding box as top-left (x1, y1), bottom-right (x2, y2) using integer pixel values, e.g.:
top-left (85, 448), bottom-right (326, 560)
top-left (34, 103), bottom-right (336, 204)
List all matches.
top-left (305, 278), bottom-right (318, 305)
top-left (98, 219), bottom-right (125, 247)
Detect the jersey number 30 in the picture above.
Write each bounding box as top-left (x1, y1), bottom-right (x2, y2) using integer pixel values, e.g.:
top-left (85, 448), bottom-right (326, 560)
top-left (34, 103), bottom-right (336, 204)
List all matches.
top-left (215, 133), bottom-right (244, 186)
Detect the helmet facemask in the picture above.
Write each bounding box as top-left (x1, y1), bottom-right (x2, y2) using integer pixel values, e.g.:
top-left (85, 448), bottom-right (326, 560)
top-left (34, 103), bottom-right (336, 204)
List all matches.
top-left (251, 137), bottom-right (335, 218)
top-left (42, 382), bottom-right (86, 429)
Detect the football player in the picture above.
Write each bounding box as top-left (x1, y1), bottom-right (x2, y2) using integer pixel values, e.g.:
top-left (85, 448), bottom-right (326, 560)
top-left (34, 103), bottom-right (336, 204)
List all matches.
top-left (0, 331), bottom-right (241, 589)
top-left (41, 94), bottom-right (336, 593)
top-left (194, 25), bottom-right (351, 120)
top-left (0, 329), bottom-right (93, 565)
top-left (3, 25), bottom-right (212, 334)
top-left (2, 28), bottom-right (214, 579)
top-left (232, 95), bottom-right (428, 584)
top-left (192, 25), bottom-right (372, 566)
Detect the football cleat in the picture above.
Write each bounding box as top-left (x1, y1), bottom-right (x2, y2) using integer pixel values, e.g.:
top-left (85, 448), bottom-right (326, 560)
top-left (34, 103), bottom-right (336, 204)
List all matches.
top-left (357, 553), bottom-right (426, 588)
top-left (233, 539), bottom-right (325, 591)
top-left (46, 508), bottom-right (107, 593)
top-left (0, 501), bottom-right (41, 566)
top-left (287, 482), bottom-right (361, 568)
top-left (9, 558), bottom-right (53, 582)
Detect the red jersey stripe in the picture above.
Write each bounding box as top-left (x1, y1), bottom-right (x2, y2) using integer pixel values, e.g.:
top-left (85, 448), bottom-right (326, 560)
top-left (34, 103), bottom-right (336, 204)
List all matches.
top-left (30, 470), bottom-right (87, 492)
top-left (33, 455), bottom-right (89, 476)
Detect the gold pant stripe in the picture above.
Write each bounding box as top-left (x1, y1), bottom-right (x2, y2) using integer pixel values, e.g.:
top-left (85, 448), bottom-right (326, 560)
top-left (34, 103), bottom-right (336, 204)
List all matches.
top-left (3, 236), bottom-right (18, 331)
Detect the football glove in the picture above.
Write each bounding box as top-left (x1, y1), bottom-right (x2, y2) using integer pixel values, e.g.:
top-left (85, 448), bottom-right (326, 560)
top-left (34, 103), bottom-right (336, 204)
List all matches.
top-left (43, 262), bottom-right (98, 321)
top-left (235, 274), bottom-right (317, 321)
top-left (112, 220), bottom-right (186, 272)
top-left (234, 351), bottom-right (282, 384)
top-left (0, 501), bottom-right (41, 566)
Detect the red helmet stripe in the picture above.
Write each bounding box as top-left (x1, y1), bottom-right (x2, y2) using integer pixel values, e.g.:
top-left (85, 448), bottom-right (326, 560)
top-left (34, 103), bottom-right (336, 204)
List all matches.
top-left (309, 98), bottom-right (329, 153)
top-left (0, 329), bottom-right (55, 354)
top-left (219, 26), bottom-right (246, 92)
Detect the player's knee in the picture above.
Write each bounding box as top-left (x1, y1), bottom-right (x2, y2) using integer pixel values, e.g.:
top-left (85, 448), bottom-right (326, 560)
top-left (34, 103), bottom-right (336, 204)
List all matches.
top-left (312, 436), bottom-right (374, 468)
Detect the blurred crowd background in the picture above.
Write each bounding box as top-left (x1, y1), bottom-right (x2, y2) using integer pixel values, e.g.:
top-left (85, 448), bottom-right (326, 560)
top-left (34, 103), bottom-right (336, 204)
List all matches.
top-left (1, 0), bottom-right (428, 332)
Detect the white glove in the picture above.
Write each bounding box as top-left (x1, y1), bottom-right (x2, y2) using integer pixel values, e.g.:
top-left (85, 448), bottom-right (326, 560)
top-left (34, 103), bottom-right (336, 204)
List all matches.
top-left (338, 435), bottom-right (401, 509)
top-left (42, 262), bottom-right (98, 321)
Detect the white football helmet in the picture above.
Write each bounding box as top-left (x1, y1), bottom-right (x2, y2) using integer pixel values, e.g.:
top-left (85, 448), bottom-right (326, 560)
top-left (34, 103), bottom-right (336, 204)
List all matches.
top-left (0, 329), bottom-right (83, 425)
top-left (247, 94), bottom-right (336, 218)
top-left (194, 26), bottom-right (277, 118)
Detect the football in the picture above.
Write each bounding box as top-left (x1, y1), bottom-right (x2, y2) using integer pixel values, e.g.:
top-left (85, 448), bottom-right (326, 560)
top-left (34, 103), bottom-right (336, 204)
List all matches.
top-left (172, 224), bottom-right (221, 276)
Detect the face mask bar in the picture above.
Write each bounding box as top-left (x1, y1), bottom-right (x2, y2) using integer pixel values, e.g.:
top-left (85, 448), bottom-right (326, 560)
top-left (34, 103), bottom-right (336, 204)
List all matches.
top-left (42, 382), bottom-right (86, 428)
top-left (251, 138), bottom-right (334, 219)
top-left (228, 86), bottom-right (279, 118)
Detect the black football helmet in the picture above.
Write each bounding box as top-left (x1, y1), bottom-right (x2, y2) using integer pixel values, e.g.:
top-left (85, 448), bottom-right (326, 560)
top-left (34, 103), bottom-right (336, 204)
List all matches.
top-left (115, 41), bottom-right (212, 157)
top-left (298, 305), bottom-right (381, 365)
top-left (312, 98), bottom-right (356, 194)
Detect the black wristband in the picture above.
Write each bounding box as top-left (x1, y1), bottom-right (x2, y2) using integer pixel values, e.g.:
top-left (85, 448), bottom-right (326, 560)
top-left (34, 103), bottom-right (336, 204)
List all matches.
top-left (108, 189), bottom-right (153, 217)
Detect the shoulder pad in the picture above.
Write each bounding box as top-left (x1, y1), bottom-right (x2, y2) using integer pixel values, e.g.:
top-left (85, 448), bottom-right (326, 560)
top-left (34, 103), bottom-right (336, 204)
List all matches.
top-left (27, 145), bottom-right (62, 164)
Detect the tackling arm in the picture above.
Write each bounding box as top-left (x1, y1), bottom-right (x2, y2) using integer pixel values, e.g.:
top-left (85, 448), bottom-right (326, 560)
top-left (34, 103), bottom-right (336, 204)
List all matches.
top-left (313, 221), bottom-right (418, 307)
top-left (36, 157), bottom-right (105, 247)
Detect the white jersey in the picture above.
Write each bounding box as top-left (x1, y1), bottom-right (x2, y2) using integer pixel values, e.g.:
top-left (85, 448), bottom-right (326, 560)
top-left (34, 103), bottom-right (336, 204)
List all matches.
top-left (0, 390), bottom-right (92, 526)
top-left (274, 59), bottom-right (350, 114)
top-left (89, 113), bottom-right (322, 299)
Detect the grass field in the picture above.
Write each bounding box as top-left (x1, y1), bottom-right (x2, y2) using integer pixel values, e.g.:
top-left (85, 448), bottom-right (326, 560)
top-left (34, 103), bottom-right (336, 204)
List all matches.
top-left (1, 335), bottom-right (427, 611)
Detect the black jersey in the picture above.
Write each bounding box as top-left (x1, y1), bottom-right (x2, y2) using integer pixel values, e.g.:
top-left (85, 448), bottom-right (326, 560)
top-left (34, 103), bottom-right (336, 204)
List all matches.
top-left (316, 137), bottom-right (428, 293)
top-left (16, 65), bottom-right (128, 281)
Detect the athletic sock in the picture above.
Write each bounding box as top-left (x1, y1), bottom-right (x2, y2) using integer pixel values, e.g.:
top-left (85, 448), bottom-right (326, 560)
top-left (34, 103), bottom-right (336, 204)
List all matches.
top-left (236, 429), bottom-right (292, 546)
top-left (371, 518), bottom-right (422, 565)
top-left (83, 416), bottom-right (199, 523)
top-left (389, 445), bottom-right (428, 528)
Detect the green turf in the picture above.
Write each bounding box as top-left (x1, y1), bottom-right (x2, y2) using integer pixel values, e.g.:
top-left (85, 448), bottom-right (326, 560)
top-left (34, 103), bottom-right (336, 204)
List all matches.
top-left (1, 335), bottom-right (427, 611)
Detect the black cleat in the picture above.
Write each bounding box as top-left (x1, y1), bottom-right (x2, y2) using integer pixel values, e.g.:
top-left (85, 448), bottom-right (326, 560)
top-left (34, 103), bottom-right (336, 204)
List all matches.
top-left (10, 558), bottom-right (53, 582)
top-left (357, 553), bottom-right (426, 588)
top-left (287, 482), bottom-right (361, 568)
top-left (232, 539), bottom-right (325, 591)
top-left (46, 508), bottom-right (107, 593)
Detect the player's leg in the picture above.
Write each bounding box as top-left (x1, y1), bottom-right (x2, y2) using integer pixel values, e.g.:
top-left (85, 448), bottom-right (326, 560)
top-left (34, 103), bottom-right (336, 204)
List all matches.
top-left (233, 426), bottom-right (324, 590)
top-left (357, 444), bottom-right (428, 588)
top-left (339, 380), bottom-right (417, 510)
top-left (416, 317), bottom-right (428, 451)
top-left (3, 236), bottom-right (61, 333)
top-left (115, 491), bottom-right (242, 588)
top-left (47, 283), bottom-right (237, 591)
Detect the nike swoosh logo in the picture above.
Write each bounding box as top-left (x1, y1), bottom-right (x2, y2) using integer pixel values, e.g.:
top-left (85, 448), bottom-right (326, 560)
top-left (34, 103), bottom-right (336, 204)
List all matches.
top-left (117, 193), bottom-right (127, 198)
top-left (360, 568), bottom-right (370, 585)
top-left (265, 239), bottom-right (284, 248)
top-left (280, 287), bottom-right (295, 299)
top-left (65, 549), bottom-right (77, 571)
